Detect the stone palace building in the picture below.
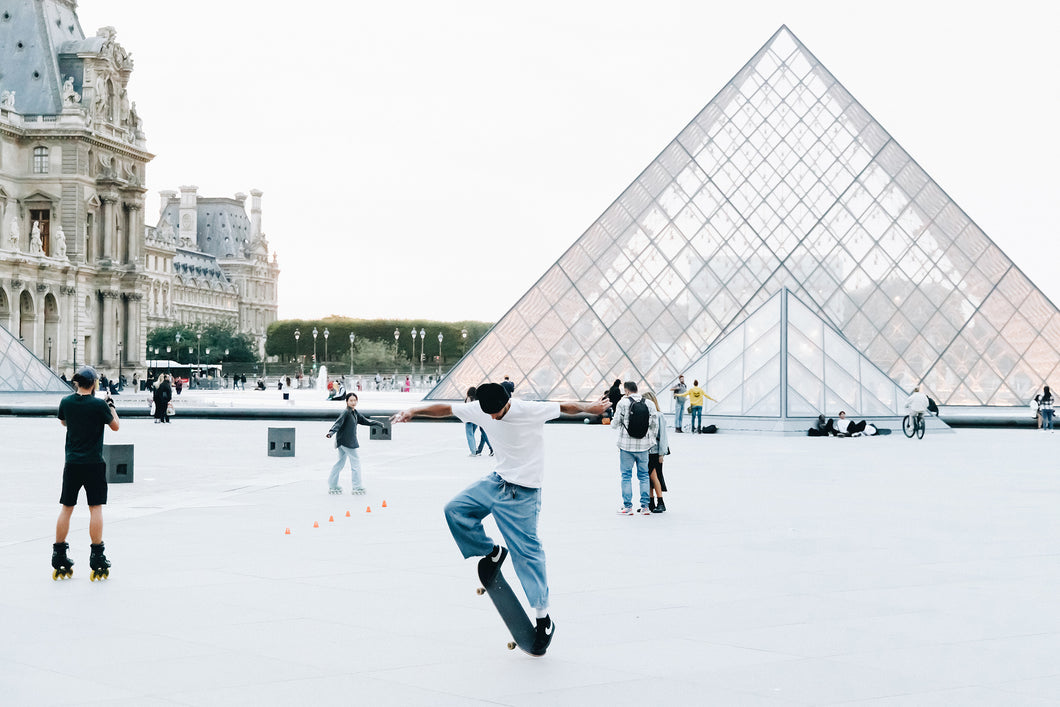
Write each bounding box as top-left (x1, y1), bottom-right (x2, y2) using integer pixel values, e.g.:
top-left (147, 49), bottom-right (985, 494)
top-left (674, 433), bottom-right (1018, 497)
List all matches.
top-left (0, 0), bottom-right (278, 377)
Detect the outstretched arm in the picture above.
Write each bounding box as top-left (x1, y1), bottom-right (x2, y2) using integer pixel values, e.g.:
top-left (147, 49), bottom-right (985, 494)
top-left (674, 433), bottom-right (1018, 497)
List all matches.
top-left (391, 403), bottom-right (454, 423)
top-left (559, 400), bottom-right (610, 416)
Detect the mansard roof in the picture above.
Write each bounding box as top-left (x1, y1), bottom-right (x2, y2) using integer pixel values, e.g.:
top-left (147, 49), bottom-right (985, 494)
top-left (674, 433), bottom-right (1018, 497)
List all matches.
top-left (173, 249), bottom-right (232, 287)
top-left (0, 0), bottom-right (84, 115)
top-left (159, 198), bottom-right (252, 260)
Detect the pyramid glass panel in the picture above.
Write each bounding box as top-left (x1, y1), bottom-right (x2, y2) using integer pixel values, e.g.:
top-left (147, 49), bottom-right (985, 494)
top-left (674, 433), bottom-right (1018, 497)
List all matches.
top-left (430, 26), bottom-right (1060, 407)
top-left (0, 325), bottom-right (72, 392)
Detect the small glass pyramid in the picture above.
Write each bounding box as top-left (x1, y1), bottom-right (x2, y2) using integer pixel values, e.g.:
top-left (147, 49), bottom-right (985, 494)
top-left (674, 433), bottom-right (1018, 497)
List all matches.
top-left (0, 326), bottom-right (72, 393)
top-left (676, 289), bottom-right (905, 418)
top-left (430, 26), bottom-right (1060, 405)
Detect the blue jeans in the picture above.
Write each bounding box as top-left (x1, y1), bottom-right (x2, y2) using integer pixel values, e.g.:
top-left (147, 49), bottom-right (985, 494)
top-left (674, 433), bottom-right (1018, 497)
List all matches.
top-left (329, 446), bottom-right (362, 489)
top-left (464, 422), bottom-right (492, 454)
top-left (690, 405), bottom-right (703, 431)
top-left (444, 472), bottom-right (548, 609)
top-left (674, 400), bottom-right (684, 429)
top-left (1043, 409), bottom-right (1054, 430)
top-left (619, 449), bottom-right (651, 509)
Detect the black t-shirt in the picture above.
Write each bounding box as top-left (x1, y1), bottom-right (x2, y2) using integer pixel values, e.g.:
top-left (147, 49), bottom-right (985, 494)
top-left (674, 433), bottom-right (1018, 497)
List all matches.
top-left (57, 393), bottom-right (114, 464)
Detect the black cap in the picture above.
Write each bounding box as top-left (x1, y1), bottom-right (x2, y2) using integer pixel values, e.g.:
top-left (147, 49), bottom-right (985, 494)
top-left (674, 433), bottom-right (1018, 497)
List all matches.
top-left (476, 382), bottom-right (510, 414)
top-left (72, 366), bottom-right (98, 387)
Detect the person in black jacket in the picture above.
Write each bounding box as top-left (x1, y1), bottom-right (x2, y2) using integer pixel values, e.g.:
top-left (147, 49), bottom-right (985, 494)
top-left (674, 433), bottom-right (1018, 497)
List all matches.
top-left (326, 393), bottom-right (384, 494)
top-left (152, 375), bottom-right (173, 424)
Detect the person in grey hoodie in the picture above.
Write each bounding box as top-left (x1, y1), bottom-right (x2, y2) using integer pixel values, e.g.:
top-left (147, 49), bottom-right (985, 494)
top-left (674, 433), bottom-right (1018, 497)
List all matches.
top-left (325, 393), bottom-right (383, 494)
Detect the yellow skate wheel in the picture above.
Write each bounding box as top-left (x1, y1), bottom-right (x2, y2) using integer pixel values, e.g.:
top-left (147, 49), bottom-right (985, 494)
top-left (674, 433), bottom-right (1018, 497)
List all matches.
top-left (507, 642), bottom-right (516, 650)
top-left (52, 570), bottom-right (59, 580)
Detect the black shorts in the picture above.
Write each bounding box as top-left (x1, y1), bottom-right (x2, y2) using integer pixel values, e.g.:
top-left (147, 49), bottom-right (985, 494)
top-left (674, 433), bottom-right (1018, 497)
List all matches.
top-left (60, 462), bottom-right (108, 506)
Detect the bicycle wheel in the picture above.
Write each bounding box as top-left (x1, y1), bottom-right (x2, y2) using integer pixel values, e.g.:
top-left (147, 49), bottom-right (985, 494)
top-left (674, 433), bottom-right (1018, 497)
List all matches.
top-left (902, 415), bottom-right (915, 438)
top-left (916, 415), bottom-right (925, 439)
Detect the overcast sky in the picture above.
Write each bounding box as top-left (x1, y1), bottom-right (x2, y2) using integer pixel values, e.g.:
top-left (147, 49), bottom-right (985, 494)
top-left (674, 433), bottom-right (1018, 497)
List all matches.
top-left (76, 0), bottom-right (1060, 323)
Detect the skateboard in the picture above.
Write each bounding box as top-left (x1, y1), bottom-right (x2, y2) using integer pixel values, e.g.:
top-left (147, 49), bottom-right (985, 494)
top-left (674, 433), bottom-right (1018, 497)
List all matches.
top-left (476, 563), bottom-right (537, 653)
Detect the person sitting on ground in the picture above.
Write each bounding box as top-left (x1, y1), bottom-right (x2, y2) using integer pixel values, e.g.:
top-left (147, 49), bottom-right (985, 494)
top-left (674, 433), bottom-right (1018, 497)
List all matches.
top-left (808, 414), bottom-right (831, 437)
top-left (831, 411), bottom-right (869, 437)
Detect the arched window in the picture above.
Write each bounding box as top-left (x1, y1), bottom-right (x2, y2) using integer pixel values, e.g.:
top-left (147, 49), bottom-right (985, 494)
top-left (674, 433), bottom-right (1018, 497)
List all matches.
top-left (33, 146), bottom-right (49, 174)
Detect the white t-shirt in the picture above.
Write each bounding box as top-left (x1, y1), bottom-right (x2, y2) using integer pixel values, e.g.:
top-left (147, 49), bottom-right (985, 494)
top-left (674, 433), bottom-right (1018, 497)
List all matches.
top-left (451, 399), bottom-right (561, 488)
top-left (905, 391), bottom-right (929, 414)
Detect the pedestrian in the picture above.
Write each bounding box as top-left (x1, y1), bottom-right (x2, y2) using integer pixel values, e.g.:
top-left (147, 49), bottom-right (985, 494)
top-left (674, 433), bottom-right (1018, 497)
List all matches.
top-left (152, 374), bottom-right (172, 423)
top-left (392, 382), bottom-right (608, 656)
top-left (501, 375), bottom-right (515, 396)
top-left (52, 366), bottom-right (120, 580)
top-left (375, 372), bottom-right (382, 390)
top-left (239, 373), bottom-right (246, 390)
top-left (614, 381), bottom-right (659, 515)
top-left (283, 376), bottom-right (292, 403)
top-left (326, 392), bottom-right (384, 494)
top-left (463, 387), bottom-right (494, 457)
top-left (674, 379), bottom-right (715, 433)
top-left (131, 372), bottom-right (139, 391)
top-left (642, 391), bottom-right (670, 513)
top-left (1035, 385), bottom-right (1054, 431)
top-left (601, 378), bottom-right (622, 419)
top-left (670, 374), bottom-right (688, 432)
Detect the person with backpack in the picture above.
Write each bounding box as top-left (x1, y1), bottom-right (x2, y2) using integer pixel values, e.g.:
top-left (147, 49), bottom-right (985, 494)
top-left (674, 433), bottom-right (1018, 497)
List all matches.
top-left (1035, 385), bottom-right (1054, 431)
top-left (613, 381), bottom-right (659, 516)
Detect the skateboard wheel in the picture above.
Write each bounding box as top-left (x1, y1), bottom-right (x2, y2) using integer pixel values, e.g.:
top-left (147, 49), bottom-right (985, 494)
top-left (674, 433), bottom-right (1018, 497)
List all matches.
top-left (476, 587), bottom-right (485, 595)
top-left (507, 642), bottom-right (516, 650)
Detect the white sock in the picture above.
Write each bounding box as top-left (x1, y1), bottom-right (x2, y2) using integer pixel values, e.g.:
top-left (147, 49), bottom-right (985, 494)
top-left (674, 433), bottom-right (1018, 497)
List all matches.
top-left (535, 607), bottom-right (549, 619)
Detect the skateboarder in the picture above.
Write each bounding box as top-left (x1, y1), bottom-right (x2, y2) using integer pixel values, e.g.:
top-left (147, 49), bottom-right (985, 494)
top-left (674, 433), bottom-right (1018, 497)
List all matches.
top-left (53, 366), bottom-right (120, 579)
top-left (392, 382), bottom-right (608, 655)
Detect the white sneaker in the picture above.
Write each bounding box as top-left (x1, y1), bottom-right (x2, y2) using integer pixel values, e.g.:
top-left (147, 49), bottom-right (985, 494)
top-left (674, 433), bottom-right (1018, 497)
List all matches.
top-left (617, 506), bottom-right (634, 515)
top-left (636, 506), bottom-right (652, 516)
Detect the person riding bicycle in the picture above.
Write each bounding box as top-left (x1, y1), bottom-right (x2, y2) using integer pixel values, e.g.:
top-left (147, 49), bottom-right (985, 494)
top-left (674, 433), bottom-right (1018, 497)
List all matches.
top-left (904, 386), bottom-right (930, 422)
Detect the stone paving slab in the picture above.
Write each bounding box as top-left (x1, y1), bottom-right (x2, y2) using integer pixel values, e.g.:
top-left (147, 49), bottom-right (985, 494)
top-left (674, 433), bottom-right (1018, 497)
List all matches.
top-left (3, 403), bottom-right (1060, 705)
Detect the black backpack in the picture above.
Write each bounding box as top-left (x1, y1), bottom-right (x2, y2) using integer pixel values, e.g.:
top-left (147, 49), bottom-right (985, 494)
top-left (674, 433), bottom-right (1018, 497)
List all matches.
top-left (624, 397), bottom-right (651, 439)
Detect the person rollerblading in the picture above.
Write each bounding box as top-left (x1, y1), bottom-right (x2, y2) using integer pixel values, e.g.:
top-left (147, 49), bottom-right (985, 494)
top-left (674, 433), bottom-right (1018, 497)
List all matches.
top-left (52, 542), bottom-right (74, 580)
top-left (89, 542), bottom-right (110, 581)
top-left (54, 367), bottom-right (119, 583)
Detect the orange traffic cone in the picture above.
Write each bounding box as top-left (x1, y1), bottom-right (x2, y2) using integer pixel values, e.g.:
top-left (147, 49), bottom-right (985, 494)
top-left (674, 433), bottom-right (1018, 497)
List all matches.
top-left (328, 515), bottom-right (335, 522)
top-left (345, 510), bottom-right (351, 517)
top-left (313, 520), bottom-right (319, 528)
top-left (382, 500), bottom-right (388, 508)
top-left (366, 506), bottom-right (372, 513)
top-left (284, 527), bottom-right (291, 535)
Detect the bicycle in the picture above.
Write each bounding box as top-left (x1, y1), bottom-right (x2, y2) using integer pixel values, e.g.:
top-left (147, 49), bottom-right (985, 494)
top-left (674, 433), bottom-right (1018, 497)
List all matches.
top-left (902, 411), bottom-right (925, 439)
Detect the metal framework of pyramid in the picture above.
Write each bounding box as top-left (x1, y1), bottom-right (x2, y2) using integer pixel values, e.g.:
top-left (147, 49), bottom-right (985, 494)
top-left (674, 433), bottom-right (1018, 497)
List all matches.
top-left (430, 25), bottom-right (1060, 406)
top-left (0, 325), bottom-right (72, 393)
top-left (685, 288), bottom-right (906, 418)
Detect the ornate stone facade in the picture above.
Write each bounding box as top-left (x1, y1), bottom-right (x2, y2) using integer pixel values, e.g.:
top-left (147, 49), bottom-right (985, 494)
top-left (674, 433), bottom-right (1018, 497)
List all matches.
top-left (0, 1), bottom-right (279, 375)
top-left (0, 2), bottom-right (150, 375)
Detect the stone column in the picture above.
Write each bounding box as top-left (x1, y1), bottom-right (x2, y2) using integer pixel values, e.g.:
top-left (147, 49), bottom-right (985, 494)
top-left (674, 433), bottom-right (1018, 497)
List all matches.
top-left (99, 192), bottom-right (119, 261)
top-left (126, 200), bottom-right (143, 266)
top-left (100, 290), bottom-right (120, 365)
top-left (124, 292), bottom-right (143, 369)
top-left (60, 285), bottom-right (77, 371)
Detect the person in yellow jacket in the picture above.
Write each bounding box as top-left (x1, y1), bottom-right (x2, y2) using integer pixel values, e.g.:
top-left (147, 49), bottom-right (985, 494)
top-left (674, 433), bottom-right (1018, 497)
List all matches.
top-left (675, 379), bottom-right (716, 433)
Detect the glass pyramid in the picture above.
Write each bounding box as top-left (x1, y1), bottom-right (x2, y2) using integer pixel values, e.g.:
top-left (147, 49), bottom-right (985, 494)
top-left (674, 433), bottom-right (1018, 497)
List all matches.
top-left (430, 25), bottom-right (1060, 405)
top-left (682, 289), bottom-right (905, 418)
top-left (0, 326), bottom-right (72, 392)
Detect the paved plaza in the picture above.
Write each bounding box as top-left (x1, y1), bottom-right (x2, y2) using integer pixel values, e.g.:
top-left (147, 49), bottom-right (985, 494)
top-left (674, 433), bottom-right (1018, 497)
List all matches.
top-left (3, 392), bottom-right (1060, 705)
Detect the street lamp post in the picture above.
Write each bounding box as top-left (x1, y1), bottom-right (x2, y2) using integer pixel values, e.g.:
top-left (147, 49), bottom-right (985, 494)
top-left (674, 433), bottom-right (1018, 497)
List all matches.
top-left (411, 328), bottom-right (417, 377)
top-left (349, 332), bottom-right (355, 376)
top-left (323, 328), bottom-right (329, 367)
top-left (419, 328), bottom-right (426, 373)
top-left (47, 336), bottom-right (53, 368)
top-left (261, 335), bottom-right (267, 377)
top-left (72, 336), bottom-right (78, 372)
top-left (437, 332), bottom-right (443, 376)
top-left (461, 328), bottom-right (468, 356)
top-left (312, 327), bottom-right (318, 372)
top-left (117, 341), bottom-right (123, 389)
top-left (196, 333), bottom-right (202, 366)
top-left (294, 329), bottom-right (301, 376)
top-left (166, 346), bottom-right (172, 376)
